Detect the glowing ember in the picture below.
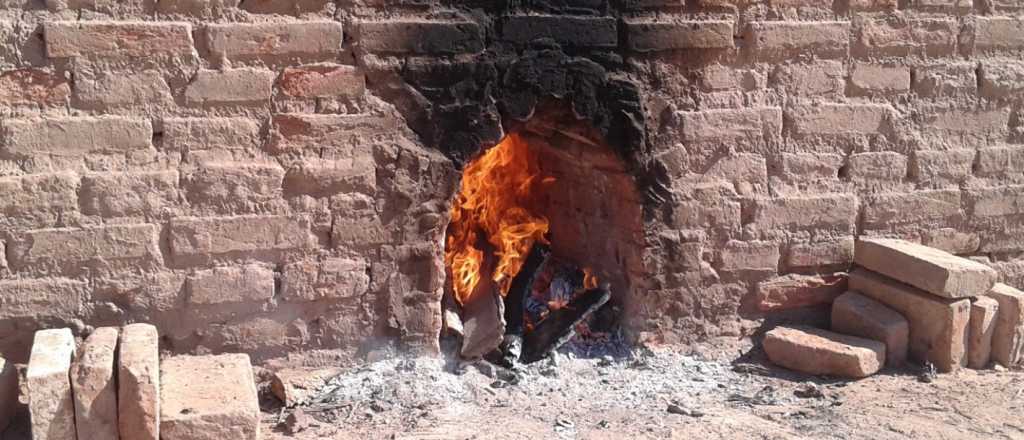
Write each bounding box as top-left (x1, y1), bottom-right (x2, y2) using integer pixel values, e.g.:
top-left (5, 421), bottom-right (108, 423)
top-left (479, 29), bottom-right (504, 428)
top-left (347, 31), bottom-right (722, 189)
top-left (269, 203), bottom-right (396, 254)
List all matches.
top-left (445, 134), bottom-right (552, 305)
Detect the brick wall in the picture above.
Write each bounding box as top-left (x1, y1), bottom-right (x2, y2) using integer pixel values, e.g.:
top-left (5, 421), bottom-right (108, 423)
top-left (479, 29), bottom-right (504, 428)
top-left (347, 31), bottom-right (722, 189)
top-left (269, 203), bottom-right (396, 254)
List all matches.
top-left (0, 0), bottom-right (1022, 362)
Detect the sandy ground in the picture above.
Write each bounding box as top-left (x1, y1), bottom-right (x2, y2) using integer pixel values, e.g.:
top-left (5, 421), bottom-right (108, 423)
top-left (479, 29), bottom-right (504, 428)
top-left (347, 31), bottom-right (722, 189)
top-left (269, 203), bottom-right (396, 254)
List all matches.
top-left (4, 337), bottom-right (1024, 439)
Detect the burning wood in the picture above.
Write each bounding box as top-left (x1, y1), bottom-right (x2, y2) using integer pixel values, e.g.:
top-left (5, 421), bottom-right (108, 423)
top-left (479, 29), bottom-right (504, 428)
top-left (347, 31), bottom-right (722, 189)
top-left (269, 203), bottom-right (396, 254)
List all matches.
top-left (522, 286), bottom-right (611, 363)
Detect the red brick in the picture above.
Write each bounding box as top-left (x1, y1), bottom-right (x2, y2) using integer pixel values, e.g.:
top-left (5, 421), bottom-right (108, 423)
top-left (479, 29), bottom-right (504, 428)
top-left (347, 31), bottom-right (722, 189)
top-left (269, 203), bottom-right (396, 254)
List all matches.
top-left (161, 117), bottom-right (262, 152)
top-left (855, 238), bottom-right (997, 299)
top-left (910, 149), bottom-right (975, 183)
top-left (968, 296), bottom-right (999, 369)
top-left (118, 323), bottom-right (159, 440)
top-left (863, 189), bottom-right (962, 228)
top-left (0, 68), bottom-right (70, 106)
top-left (745, 21), bottom-right (850, 58)
top-left (763, 326), bottom-right (885, 378)
top-left (282, 157), bottom-right (375, 198)
top-left (27, 328), bottom-right (77, 440)
top-left (184, 69), bottom-right (275, 106)
top-left (74, 70), bottom-right (172, 109)
top-left (755, 273), bottom-right (847, 312)
top-left (987, 283), bottom-right (1024, 366)
top-left (832, 291), bottom-right (909, 367)
top-left (0, 278), bottom-right (86, 320)
top-left (72, 327), bottom-right (119, 440)
top-left (168, 215), bottom-right (316, 262)
top-left (676, 107), bottom-right (781, 146)
top-left (974, 17), bottom-right (1024, 52)
top-left (206, 21), bottom-right (343, 62)
top-left (787, 103), bottom-right (893, 137)
top-left (278, 64), bottom-right (365, 99)
top-left (500, 15), bottom-right (617, 48)
top-left (45, 21), bottom-right (194, 58)
top-left (281, 258), bottom-right (370, 301)
top-left (748, 194), bottom-right (858, 233)
top-left (980, 60), bottom-right (1024, 97)
top-left (0, 172), bottom-right (79, 229)
top-left (856, 17), bottom-right (958, 56)
top-left (912, 63), bottom-right (977, 97)
top-left (8, 224), bottom-right (163, 273)
top-left (849, 63), bottom-right (911, 95)
top-left (81, 170), bottom-right (180, 217)
top-left (624, 18), bottom-right (734, 51)
top-left (159, 354), bottom-right (259, 440)
top-left (356, 18), bottom-right (484, 54)
top-left (187, 264), bottom-right (275, 305)
top-left (846, 152), bottom-right (907, 183)
top-left (1, 116), bottom-right (152, 157)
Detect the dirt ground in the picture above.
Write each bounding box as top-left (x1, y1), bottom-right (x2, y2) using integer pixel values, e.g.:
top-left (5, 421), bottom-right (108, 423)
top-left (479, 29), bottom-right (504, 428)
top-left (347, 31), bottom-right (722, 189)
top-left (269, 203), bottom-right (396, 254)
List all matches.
top-left (4, 337), bottom-right (1024, 440)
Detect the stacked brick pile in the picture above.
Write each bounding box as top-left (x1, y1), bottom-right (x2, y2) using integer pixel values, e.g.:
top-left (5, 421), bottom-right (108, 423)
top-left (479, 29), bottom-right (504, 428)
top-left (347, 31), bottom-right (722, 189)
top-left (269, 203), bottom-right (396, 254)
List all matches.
top-left (7, 324), bottom-right (260, 440)
top-left (765, 238), bottom-right (1024, 378)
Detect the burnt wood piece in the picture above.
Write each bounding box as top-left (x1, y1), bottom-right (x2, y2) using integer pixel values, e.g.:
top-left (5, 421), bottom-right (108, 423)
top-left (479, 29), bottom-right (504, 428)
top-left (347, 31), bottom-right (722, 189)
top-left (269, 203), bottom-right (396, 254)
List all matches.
top-left (504, 242), bottom-right (552, 337)
top-left (460, 252), bottom-right (506, 359)
top-left (521, 285), bottom-right (612, 363)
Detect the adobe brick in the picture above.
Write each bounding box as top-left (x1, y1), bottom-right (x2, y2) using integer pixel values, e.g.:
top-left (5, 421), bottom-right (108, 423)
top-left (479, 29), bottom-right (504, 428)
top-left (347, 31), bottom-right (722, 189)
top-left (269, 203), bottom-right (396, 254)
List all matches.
top-left (669, 199), bottom-right (742, 230)
top-left (748, 194), bottom-right (858, 232)
top-left (786, 237), bottom-right (854, 269)
top-left (118, 323), bottom-right (159, 440)
top-left (278, 64), bottom-right (365, 99)
top-left (72, 327), bottom-right (119, 440)
top-left (624, 18), bottom-right (735, 51)
top-left (849, 63), bottom-right (911, 94)
top-left (267, 113), bottom-right (399, 155)
top-left (81, 170), bottom-right (180, 217)
top-left (846, 152), bottom-right (908, 183)
top-left (8, 224), bottom-right (163, 272)
top-left (160, 354), bottom-right (259, 440)
top-left (755, 273), bottom-right (847, 312)
top-left (27, 328), bottom-right (77, 440)
top-left (281, 258), bottom-right (371, 301)
top-left (977, 145), bottom-right (1024, 177)
top-left (0, 172), bottom-right (79, 228)
top-left (979, 60), bottom-right (1024, 98)
top-left (332, 216), bottom-right (391, 249)
top-left (282, 157), bottom-right (375, 198)
top-left (968, 296), bottom-right (999, 369)
top-left (787, 103), bottom-right (893, 137)
top-left (161, 117), bottom-right (262, 152)
top-left (183, 162), bottom-right (284, 213)
top-left (974, 17), bottom-right (1024, 52)
top-left (500, 15), bottom-right (617, 48)
top-left (968, 184), bottom-right (1024, 217)
top-left (700, 65), bottom-right (764, 91)
top-left (0, 68), bottom-right (70, 106)
top-left (156, 0), bottom-right (241, 16)
top-left (0, 278), bottom-right (86, 320)
top-left (187, 264), bottom-right (275, 305)
top-left (769, 60), bottom-right (845, 98)
top-left (855, 238), bottom-right (997, 298)
top-left (863, 189), bottom-right (962, 228)
top-left (920, 228), bottom-right (980, 255)
top-left (717, 240), bottom-right (779, 272)
top-left (239, 0), bottom-right (331, 14)
top-left (763, 326), bottom-right (885, 378)
top-left (856, 17), bottom-right (958, 56)
top-left (184, 68), bottom-right (275, 107)
top-left (745, 21), bottom-right (850, 58)
top-left (45, 21), bottom-right (194, 58)
top-left (987, 283), bottom-right (1024, 366)
top-left (920, 107), bottom-right (1010, 141)
top-left (773, 152), bottom-right (844, 182)
top-left (912, 63), bottom-right (977, 97)
top-left (74, 70), bottom-right (172, 109)
top-left (676, 107), bottom-right (782, 145)
top-left (910, 149), bottom-right (975, 183)
top-left (168, 215), bottom-right (317, 261)
top-left (1, 116), bottom-right (152, 157)
top-left (356, 18), bottom-right (485, 54)
top-left (849, 0), bottom-right (898, 10)
top-left (912, 0), bottom-right (972, 12)
top-left (206, 21), bottom-right (343, 61)
top-left (832, 291), bottom-right (909, 367)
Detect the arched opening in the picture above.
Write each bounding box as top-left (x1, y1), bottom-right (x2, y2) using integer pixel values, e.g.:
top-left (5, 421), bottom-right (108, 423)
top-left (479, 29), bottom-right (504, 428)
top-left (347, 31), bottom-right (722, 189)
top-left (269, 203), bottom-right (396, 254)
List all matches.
top-left (441, 101), bottom-right (645, 364)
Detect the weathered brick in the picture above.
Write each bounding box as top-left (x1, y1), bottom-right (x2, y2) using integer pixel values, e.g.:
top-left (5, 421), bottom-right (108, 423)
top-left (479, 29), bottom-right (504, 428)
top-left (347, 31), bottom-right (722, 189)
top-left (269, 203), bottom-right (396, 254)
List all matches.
top-left (27, 328), bottom-right (77, 440)
top-left (850, 0), bottom-right (898, 10)
top-left (45, 21), bottom-right (194, 58)
top-left (282, 157), bottom-right (375, 198)
top-left (9, 225), bottom-right (162, 273)
top-left (183, 162), bottom-right (284, 212)
top-left (911, 149), bottom-right (975, 183)
top-left (156, 0), bottom-right (241, 16)
top-left (669, 199), bottom-right (742, 230)
top-left (755, 273), bottom-right (847, 312)
top-left (119, 323), bottom-right (159, 440)
top-left (855, 238), bottom-right (997, 298)
top-left (849, 63), bottom-right (911, 94)
top-left (168, 215), bottom-right (316, 261)
top-left (864, 189), bottom-right (962, 228)
top-left (912, 0), bottom-right (972, 12)
top-left (81, 171), bottom-right (180, 217)
top-left (184, 69), bottom-right (275, 107)
top-left (748, 194), bottom-right (858, 232)
top-left (701, 153), bottom-right (768, 191)
top-left (769, 60), bottom-right (845, 97)
top-left (745, 21), bottom-right (850, 58)
top-left (832, 291), bottom-right (909, 367)
top-left (160, 354), bottom-right (259, 440)
top-left (239, 0), bottom-right (330, 14)
top-left (332, 216), bottom-right (391, 249)
top-left (979, 60), bottom-right (1024, 97)
top-left (920, 228), bottom-right (980, 254)
top-left (0, 172), bottom-right (79, 228)
top-left (281, 257), bottom-right (371, 301)
top-left (187, 264), bottom-right (275, 305)
top-left (278, 64), bottom-right (365, 99)
top-left (978, 145), bottom-right (1024, 178)
top-left (267, 113), bottom-right (398, 155)
top-left (357, 19), bottom-right (485, 54)
top-left (856, 17), bottom-right (958, 56)
top-left (500, 15), bottom-right (617, 47)
top-left (974, 17), bottom-right (1024, 52)
top-left (787, 103), bottom-right (893, 137)
top-left (846, 152), bottom-right (907, 183)
top-left (161, 117), bottom-right (262, 152)
top-left (920, 107), bottom-right (1010, 141)
top-left (72, 327), bottom-right (119, 440)
top-left (968, 296), bottom-right (999, 369)
top-left (717, 240), bottom-right (779, 272)
top-left (968, 184), bottom-right (1024, 217)
top-left (912, 63), bottom-right (977, 97)
top-left (0, 68), bottom-right (70, 106)
top-left (700, 65), bottom-right (764, 91)
top-left (676, 107), bottom-right (781, 146)
top-left (988, 283), bottom-right (1024, 366)
top-left (206, 21), bottom-right (343, 61)
top-left (74, 70), bottom-right (172, 109)
top-left (624, 18), bottom-right (734, 51)
top-left (763, 326), bottom-right (885, 378)
top-left (1, 116), bottom-right (152, 157)
top-left (773, 152), bottom-right (844, 183)
top-left (787, 238), bottom-right (854, 269)
top-left (0, 278), bottom-right (86, 320)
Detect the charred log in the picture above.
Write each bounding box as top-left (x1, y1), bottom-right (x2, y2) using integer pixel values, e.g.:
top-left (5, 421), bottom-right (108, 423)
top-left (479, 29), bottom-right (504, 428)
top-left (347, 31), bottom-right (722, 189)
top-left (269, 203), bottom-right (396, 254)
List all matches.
top-left (504, 242), bottom-right (552, 337)
top-left (521, 285), bottom-right (611, 364)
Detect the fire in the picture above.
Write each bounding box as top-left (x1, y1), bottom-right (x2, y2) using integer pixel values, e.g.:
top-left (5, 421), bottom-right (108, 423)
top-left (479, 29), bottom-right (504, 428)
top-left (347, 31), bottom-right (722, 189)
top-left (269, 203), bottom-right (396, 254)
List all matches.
top-left (445, 134), bottom-right (551, 305)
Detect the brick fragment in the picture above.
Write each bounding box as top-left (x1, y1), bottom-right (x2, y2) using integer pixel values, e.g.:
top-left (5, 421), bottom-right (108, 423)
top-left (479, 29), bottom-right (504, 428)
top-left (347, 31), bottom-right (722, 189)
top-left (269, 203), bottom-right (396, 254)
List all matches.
top-left (718, 240), bottom-right (779, 272)
top-left (269, 367), bottom-right (341, 406)
top-left (849, 63), bottom-right (911, 94)
top-left (168, 215), bottom-right (316, 262)
top-left (119, 323), bottom-right (160, 440)
top-left (763, 326), bottom-right (885, 378)
top-left (863, 190), bottom-right (962, 228)
top-left (279, 64), bottom-right (365, 99)
top-left (8, 224), bottom-right (163, 273)
top-left (968, 296), bottom-right (999, 369)
top-left (987, 283), bottom-right (1024, 366)
top-left (787, 103), bottom-right (893, 137)
top-left (849, 269), bottom-right (970, 371)
top-left (357, 19), bottom-right (484, 54)
top-left (911, 149), bottom-right (974, 183)
top-left (27, 328), bottom-right (77, 440)
top-left (160, 354), bottom-right (259, 440)
top-left (832, 291), bottom-right (910, 367)
top-left (81, 171), bottom-right (179, 217)
top-left (1, 116), bottom-right (152, 157)
top-left (206, 21), bottom-right (343, 61)
top-left (0, 68), bottom-right (70, 106)
top-left (184, 69), bottom-right (275, 106)
top-left (974, 17), bottom-right (1024, 52)
top-left (748, 194), bottom-right (858, 233)
top-left (45, 21), bottom-right (194, 58)
top-left (0, 356), bottom-right (15, 433)
top-left (72, 327), bottom-right (119, 440)
top-left (282, 258), bottom-right (370, 301)
top-left (755, 273), bottom-right (847, 312)
top-left (855, 238), bottom-right (997, 298)
top-left (0, 278), bottom-right (86, 321)
top-left (624, 18), bottom-right (734, 51)
top-left (745, 21), bottom-right (850, 58)
top-left (856, 17), bottom-right (958, 56)
top-left (187, 264), bottom-right (275, 305)
top-left (501, 15), bottom-right (617, 47)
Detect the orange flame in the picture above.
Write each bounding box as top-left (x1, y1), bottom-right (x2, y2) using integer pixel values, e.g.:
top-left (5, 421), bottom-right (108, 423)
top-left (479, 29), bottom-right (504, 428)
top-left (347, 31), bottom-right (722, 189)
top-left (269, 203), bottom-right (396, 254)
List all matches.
top-left (445, 134), bottom-right (551, 305)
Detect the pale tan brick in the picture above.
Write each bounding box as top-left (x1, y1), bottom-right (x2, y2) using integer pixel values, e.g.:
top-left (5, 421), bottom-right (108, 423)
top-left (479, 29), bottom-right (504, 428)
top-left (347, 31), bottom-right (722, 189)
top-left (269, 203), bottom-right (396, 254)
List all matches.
top-left (0, 68), bottom-right (70, 106)
top-left (921, 228), bottom-right (980, 255)
top-left (0, 278), bottom-right (86, 321)
top-left (269, 367), bottom-right (341, 406)
top-left (979, 60), bottom-right (1024, 97)
top-left (8, 224), bottom-right (163, 273)
top-left (119, 323), bottom-right (159, 440)
top-left (278, 64), bottom-right (365, 99)
top-left (863, 189), bottom-right (962, 228)
top-left (787, 238), bottom-right (854, 269)
top-left (968, 184), bottom-right (1024, 217)
top-left (168, 215), bottom-right (316, 262)
top-left (911, 149), bottom-right (975, 183)
top-left (0, 172), bottom-right (78, 229)
top-left (74, 70), bottom-right (172, 110)
top-left (156, 0), bottom-right (241, 15)
top-left (849, 63), bottom-right (911, 94)
top-left (856, 17), bottom-right (958, 56)
top-left (161, 117), bottom-right (262, 152)
top-left (988, 283), bottom-right (1024, 366)
top-left (832, 291), bottom-right (909, 367)
top-left (773, 152), bottom-right (844, 183)
top-left (239, 0), bottom-right (331, 14)
top-left (849, 269), bottom-right (970, 371)
top-left (206, 21), bottom-right (343, 61)
top-left (769, 60), bottom-right (845, 97)
top-left (45, 21), bottom-right (194, 58)
top-left (699, 65), bottom-right (763, 91)
top-left (0, 356), bottom-right (15, 434)
top-left (968, 296), bottom-right (999, 369)
top-left (974, 17), bottom-right (1024, 52)
top-left (746, 21), bottom-right (850, 58)
top-left (846, 152), bottom-right (907, 183)
top-left (913, 63), bottom-right (977, 97)
top-left (267, 113), bottom-right (399, 155)
top-left (160, 354), bottom-right (259, 440)
top-left (183, 162), bottom-right (284, 212)
top-left (764, 326), bottom-right (885, 378)
top-left (748, 194), bottom-right (858, 232)
top-left (624, 18), bottom-right (734, 51)
top-left (849, 0), bottom-right (897, 10)
top-left (356, 19), bottom-right (485, 54)
top-left (184, 68), bottom-right (275, 106)
top-left (977, 145), bottom-right (1024, 178)
top-left (1, 116), bottom-right (152, 157)
top-left (281, 258), bottom-right (370, 301)
top-left (920, 107), bottom-right (1010, 141)
top-left (669, 199), bottom-right (742, 230)
top-left (718, 240), bottom-right (779, 272)
top-left (677, 107), bottom-right (781, 147)
top-left (28, 328), bottom-right (76, 440)
top-left (331, 216), bottom-right (391, 249)
top-left (187, 264), bottom-right (275, 305)
top-left (856, 238), bottom-right (997, 298)
top-left (72, 327), bottom-right (119, 440)
top-left (282, 157), bottom-right (375, 198)
top-left (787, 103), bottom-right (893, 137)
top-left (81, 171), bottom-right (180, 217)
